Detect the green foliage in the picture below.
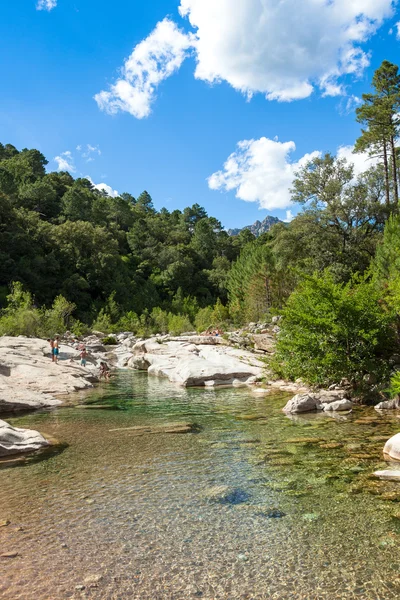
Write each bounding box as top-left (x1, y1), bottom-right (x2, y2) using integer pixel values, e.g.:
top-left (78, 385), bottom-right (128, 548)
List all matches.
top-left (102, 336), bottom-right (118, 345)
top-left (272, 154), bottom-right (387, 282)
top-left (389, 371), bottom-right (400, 397)
top-left (272, 271), bottom-right (396, 388)
top-left (195, 306), bottom-right (214, 332)
top-left (167, 313), bottom-right (193, 336)
top-left (0, 282), bottom-right (76, 338)
top-left (228, 241), bottom-right (284, 324)
top-left (44, 295), bottom-right (76, 335)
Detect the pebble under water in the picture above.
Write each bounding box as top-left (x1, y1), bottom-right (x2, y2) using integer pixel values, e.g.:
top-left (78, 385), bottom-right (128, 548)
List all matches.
top-left (2, 371), bottom-right (400, 599)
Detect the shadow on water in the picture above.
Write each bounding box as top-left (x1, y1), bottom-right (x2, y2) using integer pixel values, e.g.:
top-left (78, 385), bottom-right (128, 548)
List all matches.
top-left (0, 441), bottom-right (69, 471)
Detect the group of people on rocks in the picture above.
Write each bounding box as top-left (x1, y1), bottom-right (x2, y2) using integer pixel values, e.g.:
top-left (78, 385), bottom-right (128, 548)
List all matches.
top-left (47, 336), bottom-right (111, 379)
top-left (201, 328), bottom-right (224, 337)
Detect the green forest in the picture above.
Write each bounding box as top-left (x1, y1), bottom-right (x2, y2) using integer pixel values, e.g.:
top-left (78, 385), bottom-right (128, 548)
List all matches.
top-left (2, 60), bottom-right (400, 395)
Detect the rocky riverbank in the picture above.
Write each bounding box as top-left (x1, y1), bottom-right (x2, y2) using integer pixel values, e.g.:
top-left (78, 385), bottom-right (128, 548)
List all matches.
top-left (0, 336), bottom-right (100, 457)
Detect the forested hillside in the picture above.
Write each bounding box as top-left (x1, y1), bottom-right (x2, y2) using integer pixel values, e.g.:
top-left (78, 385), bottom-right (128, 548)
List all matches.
top-left (0, 140), bottom-right (264, 333)
top-left (2, 60), bottom-right (400, 394)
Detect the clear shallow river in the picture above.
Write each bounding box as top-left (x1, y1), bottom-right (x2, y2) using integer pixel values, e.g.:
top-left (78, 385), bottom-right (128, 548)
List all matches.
top-left (2, 371), bottom-right (400, 599)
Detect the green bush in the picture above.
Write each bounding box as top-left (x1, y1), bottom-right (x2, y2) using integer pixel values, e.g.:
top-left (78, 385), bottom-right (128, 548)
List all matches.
top-left (102, 335), bottom-right (117, 345)
top-left (167, 313), bottom-right (193, 336)
top-left (271, 271), bottom-right (396, 388)
top-left (388, 371), bottom-right (400, 397)
top-left (92, 309), bottom-right (113, 334)
top-left (0, 282), bottom-right (75, 338)
top-left (194, 306), bottom-right (214, 332)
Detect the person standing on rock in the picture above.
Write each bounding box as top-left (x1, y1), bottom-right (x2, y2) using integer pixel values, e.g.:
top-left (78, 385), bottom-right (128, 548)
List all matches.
top-left (47, 338), bottom-right (55, 362)
top-left (53, 336), bottom-right (60, 364)
top-left (80, 347), bottom-right (87, 367)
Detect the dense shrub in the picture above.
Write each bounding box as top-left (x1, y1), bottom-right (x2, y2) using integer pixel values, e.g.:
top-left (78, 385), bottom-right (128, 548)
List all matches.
top-left (271, 271), bottom-right (396, 388)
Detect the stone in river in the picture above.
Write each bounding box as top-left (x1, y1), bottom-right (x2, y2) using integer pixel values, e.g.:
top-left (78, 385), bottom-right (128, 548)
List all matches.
top-left (282, 394), bottom-right (322, 414)
top-left (383, 433), bottom-right (400, 462)
top-left (321, 399), bottom-right (354, 412)
top-left (373, 469), bottom-right (400, 481)
top-left (0, 419), bottom-right (50, 457)
top-left (109, 422), bottom-right (199, 435)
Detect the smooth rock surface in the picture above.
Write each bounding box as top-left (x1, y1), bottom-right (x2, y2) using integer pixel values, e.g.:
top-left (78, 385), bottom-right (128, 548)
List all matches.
top-left (0, 336), bottom-right (98, 413)
top-left (0, 419), bottom-right (49, 456)
top-left (375, 398), bottom-right (400, 410)
top-left (127, 338), bottom-right (264, 387)
top-left (373, 469), bottom-right (400, 481)
top-left (321, 399), bottom-right (354, 412)
top-left (383, 433), bottom-right (400, 462)
top-left (282, 394), bottom-right (322, 414)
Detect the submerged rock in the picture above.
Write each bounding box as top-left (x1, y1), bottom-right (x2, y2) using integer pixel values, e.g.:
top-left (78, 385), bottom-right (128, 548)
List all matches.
top-left (373, 469), bottom-right (400, 481)
top-left (108, 422), bottom-right (199, 435)
top-left (203, 485), bottom-right (250, 504)
top-left (0, 419), bottom-right (50, 457)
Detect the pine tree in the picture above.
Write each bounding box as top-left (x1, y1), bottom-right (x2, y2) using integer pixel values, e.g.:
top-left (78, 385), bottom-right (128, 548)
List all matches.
top-left (355, 61), bottom-right (400, 207)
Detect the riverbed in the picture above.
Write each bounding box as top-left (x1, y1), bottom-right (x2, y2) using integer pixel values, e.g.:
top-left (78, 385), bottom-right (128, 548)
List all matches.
top-left (2, 370), bottom-right (400, 599)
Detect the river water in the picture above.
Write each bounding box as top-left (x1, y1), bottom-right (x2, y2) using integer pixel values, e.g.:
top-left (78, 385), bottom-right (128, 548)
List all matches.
top-left (2, 370), bottom-right (400, 599)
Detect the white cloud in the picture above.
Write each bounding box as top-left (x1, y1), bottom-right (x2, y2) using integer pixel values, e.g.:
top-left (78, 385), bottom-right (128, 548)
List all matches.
top-left (54, 151), bottom-right (75, 172)
top-left (284, 210), bottom-right (294, 223)
top-left (396, 21), bottom-right (400, 39)
top-left (86, 176), bottom-right (119, 198)
top-left (36, 0), bottom-right (57, 11)
top-left (94, 19), bottom-right (195, 118)
top-left (178, 0), bottom-right (393, 101)
top-left (208, 138), bottom-right (375, 210)
top-left (336, 144), bottom-right (378, 176)
top-left (77, 144), bottom-right (101, 162)
top-left (208, 137), bottom-right (321, 210)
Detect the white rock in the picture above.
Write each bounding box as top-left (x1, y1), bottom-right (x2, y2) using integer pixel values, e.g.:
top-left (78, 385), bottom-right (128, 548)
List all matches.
top-left (384, 433), bottom-right (400, 462)
top-left (373, 469), bottom-right (400, 481)
top-left (0, 336), bottom-right (98, 413)
top-left (0, 419), bottom-right (50, 456)
top-left (282, 394), bottom-right (322, 414)
top-left (127, 337), bottom-right (265, 388)
top-left (322, 399), bottom-right (354, 412)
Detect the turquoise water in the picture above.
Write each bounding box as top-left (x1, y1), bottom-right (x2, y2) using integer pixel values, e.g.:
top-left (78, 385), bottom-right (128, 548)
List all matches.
top-left (1, 370), bottom-right (400, 599)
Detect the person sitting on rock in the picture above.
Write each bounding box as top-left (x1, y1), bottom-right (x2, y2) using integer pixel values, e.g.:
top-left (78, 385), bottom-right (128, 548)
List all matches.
top-left (99, 361), bottom-right (110, 380)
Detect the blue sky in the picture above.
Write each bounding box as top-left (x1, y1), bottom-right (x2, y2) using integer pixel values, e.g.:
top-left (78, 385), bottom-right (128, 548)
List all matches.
top-left (1, 0), bottom-right (400, 229)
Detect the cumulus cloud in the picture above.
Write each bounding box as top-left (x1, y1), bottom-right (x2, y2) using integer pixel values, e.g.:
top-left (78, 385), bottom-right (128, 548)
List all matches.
top-left (208, 138), bottom-right (375, 210)
top-left (208, 137), bottom-right (321, 210)
top-left (86, 176), bottom-right (119, 198)
top-left (94, 19), bottom-right (195, 118)
top-left (36, 0), bottom-right (57, 11)
top-left (336, 144), bottom-right (378, 176)
top-left (396, 21), bottom-right (400, 39)
top-left (179, 0), bottom-right (393, 101)
top-left (54, 151), bottom-right (75, 172)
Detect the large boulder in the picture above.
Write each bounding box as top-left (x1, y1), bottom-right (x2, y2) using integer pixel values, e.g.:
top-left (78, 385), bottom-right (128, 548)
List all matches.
top-left (282, 394), bottom-right (322, 414)
top-left (383, 433), bottom-right (400, 462)
top-left (375, 398), bottom-right (400, 410)
top-left (252, 334), bottom-right (275, 353)
top-left (128, 338), bottom-right (264, 387)
top-left (0, 420), bottom-right (49, 456)
top-left (0, 336), bottom-right (98, 414)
